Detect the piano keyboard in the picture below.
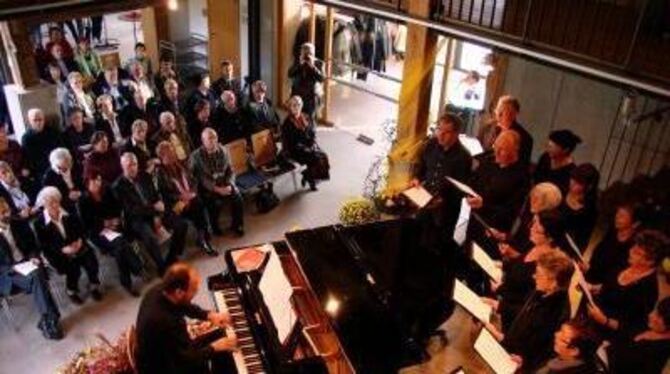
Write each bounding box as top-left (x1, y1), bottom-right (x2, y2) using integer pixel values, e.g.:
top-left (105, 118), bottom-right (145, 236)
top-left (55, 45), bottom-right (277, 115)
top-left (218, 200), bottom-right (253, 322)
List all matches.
top-left (213, 287), bottom-right (267, 374)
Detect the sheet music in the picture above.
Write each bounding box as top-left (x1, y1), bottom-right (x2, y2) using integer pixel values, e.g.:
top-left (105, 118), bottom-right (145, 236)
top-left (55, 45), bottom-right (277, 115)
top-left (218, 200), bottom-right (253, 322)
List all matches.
top-left (401, 185), bottom-right (433, 208)
top-left (573, 262), bottom-right (596, 307)
top-left (446, 177), bottom-right (481, 199)
top-left (453, 279), bottom-right (492, 323)
top-left (472, 243), bottom-right (503, 284)
top-left (13, 261), bottom-right (38, 276)
top-left (258, 247), bottom-right (296, 344)
top-left (565, 234), bottom-right (586, 263)
top-left (474, 328), bottom-right (518, 374)
top-left (453, 198), bottom-right (471, 245)
top-left (100, 228), bottom-right (122, 242)
top-left (459, 135), bottom-right (484, 156)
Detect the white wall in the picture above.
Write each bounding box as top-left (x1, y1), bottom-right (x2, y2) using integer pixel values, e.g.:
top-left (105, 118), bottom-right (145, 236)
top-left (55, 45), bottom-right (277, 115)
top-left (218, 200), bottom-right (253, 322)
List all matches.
top-left (259, 0), bottom-right (276, 100)
top-left (239, 0), bottom-right (249, 82)
top-left (168, 0), bottom-right (190, 42)
top-left (188, 0), bottom-right (207, 36)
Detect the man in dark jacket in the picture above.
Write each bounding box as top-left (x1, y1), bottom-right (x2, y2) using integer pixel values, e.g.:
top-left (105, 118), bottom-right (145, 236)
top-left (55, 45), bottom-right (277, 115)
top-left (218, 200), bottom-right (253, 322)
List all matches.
top-left (288, 42), bottom-right (324, 119)
top-left (211, 60), bottom-right (244, 103)
top-left (21, 108), bottom-right (65, 178)
top-left (135, 262), bottom-right (236, 373)
top-left (477, 95), bottom-right (533, 166)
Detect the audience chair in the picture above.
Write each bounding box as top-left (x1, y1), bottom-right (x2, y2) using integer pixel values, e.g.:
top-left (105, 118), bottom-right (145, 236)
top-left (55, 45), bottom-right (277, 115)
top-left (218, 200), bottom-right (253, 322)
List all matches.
top-left (224, 138), bottom-right (268, 192)
top-left (251, 129), bottom-right (298, 191)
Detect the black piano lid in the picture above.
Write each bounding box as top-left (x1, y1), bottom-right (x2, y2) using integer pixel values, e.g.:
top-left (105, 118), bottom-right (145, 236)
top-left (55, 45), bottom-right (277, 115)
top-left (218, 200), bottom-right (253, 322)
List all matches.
top-left (286, 218), bottom-right (451, 373)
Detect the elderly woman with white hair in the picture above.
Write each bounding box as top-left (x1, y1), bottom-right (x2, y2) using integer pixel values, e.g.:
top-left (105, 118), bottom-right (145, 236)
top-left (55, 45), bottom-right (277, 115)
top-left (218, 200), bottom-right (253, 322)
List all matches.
top-left (281, 95), bottom-right (329, 191)
top-left (34, 186), bottom-right (102, 304)
top-left (42, 147), bottom-right (83, 214)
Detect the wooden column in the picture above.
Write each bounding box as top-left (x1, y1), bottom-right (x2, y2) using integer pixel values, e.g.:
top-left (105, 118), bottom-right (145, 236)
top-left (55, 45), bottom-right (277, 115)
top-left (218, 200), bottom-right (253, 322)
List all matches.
top-left (308, 2), bottom-right (316, 45)
top-left (0, 20), bottom-right (40, 89)
top-left (207, 0), bottom-right (240, 80)
top-left (141, 6), bottom-right (169, 71)
top-left (320, 6), bottom-right (334, 125)
top-left (276, 0), bottom-right (303, 106)
top-left (386, 1), bottom-right (438, 194)
top-left (484, 51), bottom-right (509, 114)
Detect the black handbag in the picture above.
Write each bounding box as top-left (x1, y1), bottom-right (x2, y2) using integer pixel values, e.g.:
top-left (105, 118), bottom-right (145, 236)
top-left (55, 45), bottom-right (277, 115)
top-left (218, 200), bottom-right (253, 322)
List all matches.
top-left (309, 150), bottom-right (330, 181)
top-left (255, 183), bottom-right (279, 213)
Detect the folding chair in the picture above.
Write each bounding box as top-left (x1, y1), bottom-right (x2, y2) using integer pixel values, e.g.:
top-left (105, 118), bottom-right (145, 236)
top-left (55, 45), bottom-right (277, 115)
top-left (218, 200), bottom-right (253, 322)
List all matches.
top-left (224, 138), bottom-right (268, 192)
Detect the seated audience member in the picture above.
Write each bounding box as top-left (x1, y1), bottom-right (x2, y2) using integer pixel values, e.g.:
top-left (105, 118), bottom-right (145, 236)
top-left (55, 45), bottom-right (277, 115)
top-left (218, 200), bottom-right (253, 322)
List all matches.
top-left (135, 262), bottom-right (237, 374)
top-left (487, 209), bottom-right (568, 330)
top-left (126, 42), bottom-right (153, 82)
top-left (213, 90), bottom-right (249, 144)
top-left (78, 172), bottom-right (142, 296)
top-left (587, 229), bottom-right (665, 336)
top-left (113, 152), bottom-right (187, 275)
top-left (0, 198), bottom-right (63, 340)
top-left (93, 66), bottom-right (133, 111)
top-left (0, 161), bottom-right (37, 220)
top-left (607, 296), bottom-right (670, 374)
top-left (477, 95), bottom-right (533, 165)
top-left (64, 71), bottom-right (95, 125)
top-left (411, 113), bottom-right (472, 237)
top-left (151, 111), bottom-right (192, 163)
top-left (73, 37), bottom-right (102, 83)
top-left (466, 130), bottom-right (530, 257)
top-left (121, 88), bottom-right (159, 139)
top-left (534, 129), bottom-right (581, 194)
top-left (187, 99), bottom-right (213, 148)
top-left (585, 202), bottom-right (641, 285)
top-left (0, 122), bottom-right (35, 195)
top-left (246, 80), bottom-right (280, 137)
top-left (49, 43), bottom-right (79, 79)
top-left (281, 95), bottom-right (328, 191)
top-left (95, 94), bottom-right (127, 144)
top-left (153, 55), bottom-right (180, 100)
top-left (84, 131), bottom-right (122, 185)
top-left (155, 78), bottom-right (183, 120)
top-left (155, 141), bottom-right (216, 256)
top-left (128, 60), bottom-right (155, 101)
top-left (189, 128), bottom-right (244, 236)
top-left (64, 107), bottom-right (94, 157)
top-left (45, 26), bottom-right (74, 60)
top-left (42, 148), bottom-right (83, 214)
top-left (212, 60), bottom-right (244, 101)
top-left (185, 72), bottom-right (217, 120)
top-left (560, 163), bottom-right (599, 250)
top-left (34, 186), bottom-right (102, 304)
top-left (486, 250), bottom-right (574, 371)
top-left (21, 108), bottom-right (65, 178)
top-left (120, 120), bottom-right (158, 174)
top-left (536, 320), bottom-right (600, 374)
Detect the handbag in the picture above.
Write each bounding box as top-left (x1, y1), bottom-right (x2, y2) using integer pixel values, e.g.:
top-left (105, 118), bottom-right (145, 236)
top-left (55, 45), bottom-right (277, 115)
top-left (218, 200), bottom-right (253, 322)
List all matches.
top-left (309, 150), bottom-right (330, 181)
top-left (255, 183), bottom-right (279, 213)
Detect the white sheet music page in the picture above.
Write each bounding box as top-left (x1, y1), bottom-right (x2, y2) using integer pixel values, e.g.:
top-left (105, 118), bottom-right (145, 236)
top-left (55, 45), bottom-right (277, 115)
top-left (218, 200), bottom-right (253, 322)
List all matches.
top-left (401, 185), bottom-right (433, 208)
top-left (474, 328), bottom-right (518, 374)
top-left (573, 262), bottom-right (596, 307)
top-left (258, 248), bottom-right (296, 344)
top-left (453, 279), bottom-right (492, 323)
top-left (472, 242), bottom-right (503, 284)
top-left (453, 198), bottom-right (470, 246)
top-left (446, 177), bottom-right (481, 199)
top-left (13, 261), bottom-right (38, 276)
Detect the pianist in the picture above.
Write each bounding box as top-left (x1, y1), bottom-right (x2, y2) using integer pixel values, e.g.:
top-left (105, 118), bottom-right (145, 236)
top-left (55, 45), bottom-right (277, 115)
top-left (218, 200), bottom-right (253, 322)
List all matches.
top-left (135, 262), bottom-right (237, 374)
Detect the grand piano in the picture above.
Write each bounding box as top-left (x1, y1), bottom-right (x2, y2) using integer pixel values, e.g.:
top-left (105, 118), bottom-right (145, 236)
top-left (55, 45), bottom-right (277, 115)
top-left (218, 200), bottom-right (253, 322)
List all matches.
top-left (208, 218), bottom-right (455, 373)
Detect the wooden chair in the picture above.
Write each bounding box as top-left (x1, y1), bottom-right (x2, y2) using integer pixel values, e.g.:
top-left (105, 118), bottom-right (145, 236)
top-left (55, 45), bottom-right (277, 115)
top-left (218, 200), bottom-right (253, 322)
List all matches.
top-left (224, 138), bottom-right (268, 192)
top-left (250, 130), bottom-right (298, 190)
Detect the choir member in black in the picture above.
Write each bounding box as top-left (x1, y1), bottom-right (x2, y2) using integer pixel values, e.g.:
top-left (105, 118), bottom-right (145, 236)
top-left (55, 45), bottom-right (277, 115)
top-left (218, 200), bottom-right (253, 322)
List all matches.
top-left (0, 122), bottom-right (36, 197)
top-left (281, 95), bottom-right (326, 191)
top-left (586, 229), bottom-right (665, 337)
top-left (189, 128), bottom-right (244, 236)
top-left (153, 55), bottom-right (180, 100)
top-left (95, 94), bottom-right (127, 145)
top-left (92, 66), bottom-right (133, 111)
top-left (155, 141), bottom-right (216, 256)
top-left (21, 108), bottom-right (65, 179)
top-left (411, 113), bottom-right (472, 238)
top-left (245, 80), bottom-right (281, 137)
top-left (78, 171), bottom-right (143, 296)
top-left (64, 108), bottom-right (94, 157)
top-left (34, 186), bottom-right (102, 304)
top-left (486, 250), bottom-right (574, 372)
top-left (0, 198), bottom-right (63, 340)
top-left (477, 95), bottom-right (534, 166)
top-left (560, 163), bottom-right (599, 250)
top-left (288, 42), bottom-right (325, 119)
top-left (185, 73), bottom-right (217, 121)
top-left (151, 111), bottom-right (193, 163)
top-left (536, 320), bottom-right (600, 374)
top-left (212, 60), bottom-right (244, 102)
top-left (84, 131), bottom-right (122, 185)
top-left (585, 202), bottom-right (641, 285)
top-left (113, 153), bottom-right (188, 275)
top-left (121, 88), bottom-right (159, 139)
top-left (188, 99), bottom-right (213, 148)
top-left (466, 130), bottom-right (530, 258)
top-left (607, 296), bottom-right (670, 374)
top-left (42, 148), bottom-right (83, 214)
top-left (212, 90), bottom-right (249, 144)
top-left (119, 120), bottom-right (159, 174)
top-left (534, 129), bottom-right (581, 194)
top-left (485, 209), bottom-right (569, 330)
top-left (135, 262), bottom-right (237, 374)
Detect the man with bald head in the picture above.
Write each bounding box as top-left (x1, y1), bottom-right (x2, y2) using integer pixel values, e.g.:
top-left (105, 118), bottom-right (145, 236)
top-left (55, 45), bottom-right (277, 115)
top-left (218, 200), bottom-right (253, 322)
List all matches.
top-left (189, 128), bottom-right (244, 236)
top-left (21, 108), bottom-right (65, 178)
top-left (466, 129), bottom-right (530, 258)
top-left (135, 262), bottom-right (237, 373)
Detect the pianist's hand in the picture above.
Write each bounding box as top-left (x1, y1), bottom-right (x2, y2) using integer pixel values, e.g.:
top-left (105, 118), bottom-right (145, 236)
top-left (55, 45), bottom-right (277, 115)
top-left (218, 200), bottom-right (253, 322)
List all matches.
top-left (208, 311), bottom-right (231, 327)
top-left (210, 336), bottom-right (238, 352)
